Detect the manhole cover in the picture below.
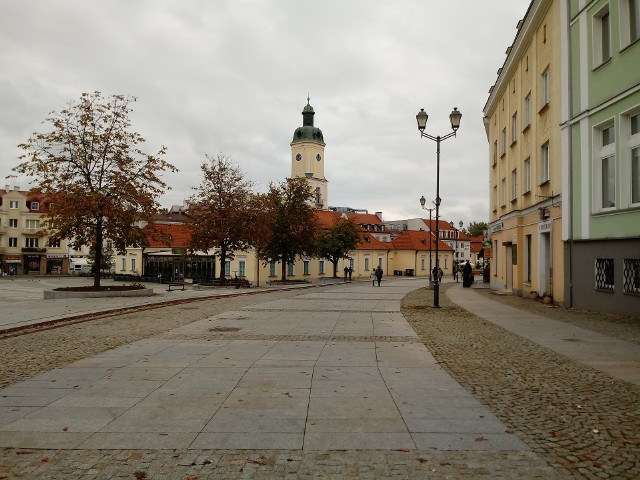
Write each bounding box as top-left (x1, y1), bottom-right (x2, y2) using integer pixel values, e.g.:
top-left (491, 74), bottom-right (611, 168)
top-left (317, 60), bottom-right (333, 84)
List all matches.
top-left (209, 327), bottom-right (241, 332)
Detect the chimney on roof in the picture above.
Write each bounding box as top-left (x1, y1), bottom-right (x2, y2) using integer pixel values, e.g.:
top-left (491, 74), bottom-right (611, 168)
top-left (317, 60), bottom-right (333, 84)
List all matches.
top-left (4, 185), bottom-right (9, 191)
top-left (375, 212), bottom-right (383, 221)
top-left (13, 186), bottom-right (19, 191)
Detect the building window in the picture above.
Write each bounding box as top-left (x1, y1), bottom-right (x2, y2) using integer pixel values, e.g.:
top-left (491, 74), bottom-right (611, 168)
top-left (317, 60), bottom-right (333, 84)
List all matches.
top-left (597, 124), bottom-right (616, 209)
top-left (364, 257), bottom-right (370, 271)
top-left (9, 219), bottom-right (18, 228)
top-left (594, 6), bottom-right (611, 67)
top-left (25, 237), bottom-right (39, 248)
top-left (623, 259), bottom-right (640, 294)
top-left (303, 260), bottom-right (310, 275)
top-left (500, 128), bottom-right (506, 156)
top-left (493, 141), bottom-right (498, 166)
top-left (511, 113), bottom-right (518, 143)
top-left (501, 178), bottom-right (507, 206)
top-left (225, 260), bottom-right (231, 277)
top-left (48, 238), bottom-right (61, 248)
top-left (121, 257), bottom-right (126, 271)
top-left (524, 157), bottom-right (532, 193)
top-left (621, 0), bottom-right (640, 46)
top-left (540, 68), bottom-right (550, 108)
top-left (30, 201), bottom-right (39, 211)
top-left (318, 260), bottom-right (325, 275)
top-left (287, 261), bottom-right (294, 276)
top-left (629, 112), bottom-right (640, 205)
top-left (524, 234), bottom-right (532, 283)
top-left (9, 200), bottom-right (19, 209)
top-left (349, 258), bottom-right (354, 270)
top-left (524, 93), bottom-right (531, 128)
top-left (595, 258), bottom-right (614, 291)
top-left (239, 259), bottom-right (246, 277)
top-left (9, 237), bottom-right (18, 247)
top-left (540, 142), bottom-right (550, 184)
top-left (25, 219), bottom-right (39, 231)
top-left (493, 240), bottom-right (498, 276)
top-left (493, 185), bottom-right (498, 211)
top-left (269, 261), bottom-right (276, 277)
top-left (421, 257), bottom-right (426, 270)
top-left (131, 258), bottom-right (136, 273)
top-left (511, 169), bottom-right (518, 200)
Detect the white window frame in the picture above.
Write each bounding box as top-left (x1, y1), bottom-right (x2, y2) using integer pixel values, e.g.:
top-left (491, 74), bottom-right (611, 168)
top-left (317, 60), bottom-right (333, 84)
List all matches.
top-left (121, 257), bottom-right (126, 271)
top-left (540, 68), bottom-right (550, 108)
top-left (622, 110), bottom-right (640, 207)
top-left (593, 4), bottom-right (611, 67)
top-left (239, 259), bottom-right (246, 277)
top-left (25, 219), bottom-right (39, 232)
top-left (620, 0), bottom-right (640, 47)
top-left (131, 258), bottom-right (136, 273)
top-left (511, 169), bottom-right (518, 201)
top-left (25, 237), bottom-right (39, 248)
top-left (9, 200), bottom-right (19, 209)
top-left (540, 142), bottom-right (550, 184)
top-left (493, 140), bottom-right (498, 166)
top-left (500, 128), bottom-right (507, 156)
top-left (9, 237), bottom-right (18, 247)
top-left (303, 260), bottom-right (309, 275)
top-left (30, 201), bottom-right (39, 211)
top-left (318, 260), bottom-right (325, 275)
top-left (524, 92), bottom-right (532, 128)
top-left (9, 218), bottom-right (18, 228)
top-left (524, 157), bottom-right (532, 193)
top-left (593, 121), bottom-right (617, 212)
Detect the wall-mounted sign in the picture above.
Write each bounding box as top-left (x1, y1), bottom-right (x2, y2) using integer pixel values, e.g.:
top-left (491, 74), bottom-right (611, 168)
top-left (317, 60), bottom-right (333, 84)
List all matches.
top-left (488, 222), bottom-right (503, 234)
top-left (538, 220), bottom-right (552, 233)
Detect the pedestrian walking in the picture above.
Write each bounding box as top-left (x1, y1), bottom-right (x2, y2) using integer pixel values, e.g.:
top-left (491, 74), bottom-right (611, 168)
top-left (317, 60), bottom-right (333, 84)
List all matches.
top-left (344, 266), bottom-right (349, 282)
top-left (370, 269), bottom-right (376, 286)
top-left (438, 267), bottom-right (443, 283)
top-left (375, 266), bottom-right (383, 286)
top-left (348, 267), bottom-right (353, 282)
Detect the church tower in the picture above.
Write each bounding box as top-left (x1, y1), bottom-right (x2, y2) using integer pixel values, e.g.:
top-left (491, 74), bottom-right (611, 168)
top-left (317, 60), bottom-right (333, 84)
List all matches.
top-left (291, 97), bottom-right (328, 209)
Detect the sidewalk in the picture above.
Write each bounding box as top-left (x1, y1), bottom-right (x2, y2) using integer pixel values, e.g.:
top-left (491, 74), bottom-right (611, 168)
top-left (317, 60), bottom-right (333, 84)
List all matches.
top-left (446, 284), bottom-right (640, 386)
top-left (0, 279), bottom-right (528, 453)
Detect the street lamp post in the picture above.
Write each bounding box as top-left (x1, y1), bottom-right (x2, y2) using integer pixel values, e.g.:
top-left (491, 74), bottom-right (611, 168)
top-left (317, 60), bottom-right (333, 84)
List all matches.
top-left (416, 107), bottom-right (462, 308)
top-left (449, 220), bottom-right (464, 282)
top-left (419, 196), bottom-right (435, 288)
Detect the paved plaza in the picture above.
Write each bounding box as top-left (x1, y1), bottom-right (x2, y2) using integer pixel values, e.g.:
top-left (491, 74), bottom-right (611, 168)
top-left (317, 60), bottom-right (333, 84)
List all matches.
top-left (0, 277), bottom-right (637, 478)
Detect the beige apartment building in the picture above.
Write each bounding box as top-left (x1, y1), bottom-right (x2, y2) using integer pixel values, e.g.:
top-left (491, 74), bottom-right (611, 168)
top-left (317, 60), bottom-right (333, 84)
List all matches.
top-left (0, 186), bottom-right (70, 275)
top-left (483, 0), bottom-right (564, 303)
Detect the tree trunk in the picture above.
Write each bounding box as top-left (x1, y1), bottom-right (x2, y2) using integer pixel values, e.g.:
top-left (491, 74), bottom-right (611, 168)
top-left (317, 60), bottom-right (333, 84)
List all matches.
top-left (332, 259), bottom-right (339, 278)
top-left (93, 219), bottom-right (103, 289)
top-left (255, 248), bottom-right (261, 287)
top-left (281, 260), bottom-right (287, 282)
top-left (219, 245), bottom-right (227, 282)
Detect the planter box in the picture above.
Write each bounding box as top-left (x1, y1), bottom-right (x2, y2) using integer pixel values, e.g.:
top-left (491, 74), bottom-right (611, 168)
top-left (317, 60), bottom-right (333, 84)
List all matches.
top-left (44, 288), bottom-right (154, 299)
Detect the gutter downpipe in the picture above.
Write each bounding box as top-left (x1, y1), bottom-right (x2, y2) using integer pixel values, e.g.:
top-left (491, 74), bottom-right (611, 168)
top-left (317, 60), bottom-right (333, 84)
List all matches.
top-left (566, 0), bottom-right (574, 308)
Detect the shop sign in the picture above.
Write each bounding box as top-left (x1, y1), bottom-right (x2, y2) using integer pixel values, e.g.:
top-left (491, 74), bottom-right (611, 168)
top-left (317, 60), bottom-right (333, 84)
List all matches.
top-left (488, 222), bottom-right (503, 234)
top-left (538, 220), bottom-right (552, 233)
top-left (484, 248), bottom-right (493, 259)
top-left (46, 254), bottom-right (65, 259)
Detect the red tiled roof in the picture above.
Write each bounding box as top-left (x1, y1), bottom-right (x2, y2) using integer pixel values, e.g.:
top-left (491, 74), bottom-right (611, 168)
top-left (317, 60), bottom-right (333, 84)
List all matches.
top-left (315, 210), bottom-right (384, 228)
top-left (356, 232), bottom-right (390, 250)
top-left (145, 223), bottom-right (192, 248)
top-left (391, 230), bottom-right (452, 252)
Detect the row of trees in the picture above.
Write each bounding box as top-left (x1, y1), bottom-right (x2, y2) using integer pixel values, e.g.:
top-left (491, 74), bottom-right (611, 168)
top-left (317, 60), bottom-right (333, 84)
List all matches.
top-left (187, 154), bottom-right (360, 283)
top-left (13, 92), bottom-right (359, 287)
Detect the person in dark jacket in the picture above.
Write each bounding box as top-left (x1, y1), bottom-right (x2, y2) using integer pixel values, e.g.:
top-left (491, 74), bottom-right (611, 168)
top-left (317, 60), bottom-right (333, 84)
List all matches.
top-left (374, 266), bottom-right (383, 286)
top-left (462, 261), bottom-right (474, 288)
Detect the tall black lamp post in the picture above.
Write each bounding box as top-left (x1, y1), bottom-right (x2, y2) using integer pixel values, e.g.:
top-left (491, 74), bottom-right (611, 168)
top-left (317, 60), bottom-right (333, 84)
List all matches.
top-left (416, 107), bottom-right (462, 308)
top-left (419, 196), bottom-right (435, 288)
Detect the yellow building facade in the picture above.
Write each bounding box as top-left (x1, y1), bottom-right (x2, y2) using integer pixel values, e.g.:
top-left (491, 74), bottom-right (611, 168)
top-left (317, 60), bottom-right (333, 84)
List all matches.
top-left (483, 0), bottom-right (564, 303)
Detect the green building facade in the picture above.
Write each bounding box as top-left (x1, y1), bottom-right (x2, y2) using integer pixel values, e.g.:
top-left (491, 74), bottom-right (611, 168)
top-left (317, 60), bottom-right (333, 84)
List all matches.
top-left (562, 0), bottom-right (640, 314)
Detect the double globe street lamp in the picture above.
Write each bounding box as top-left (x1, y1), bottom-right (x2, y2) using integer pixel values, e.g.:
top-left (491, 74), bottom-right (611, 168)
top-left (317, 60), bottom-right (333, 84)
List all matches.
top-left (416, 107), bottom-right (462, 308)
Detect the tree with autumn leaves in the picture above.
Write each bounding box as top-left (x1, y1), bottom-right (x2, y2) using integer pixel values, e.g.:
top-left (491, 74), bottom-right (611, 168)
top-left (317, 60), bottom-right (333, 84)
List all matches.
top-left (315, 217), bottom-right (360, 278)
top-left (13, 92), bottom-right (176, 288)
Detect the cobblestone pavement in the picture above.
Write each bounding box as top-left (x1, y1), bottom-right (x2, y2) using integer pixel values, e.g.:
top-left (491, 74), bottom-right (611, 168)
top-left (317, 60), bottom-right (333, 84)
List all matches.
top-left (402, 285), bottom-right (640, 480)
top-left (1, 281), bottom-right (637, 479)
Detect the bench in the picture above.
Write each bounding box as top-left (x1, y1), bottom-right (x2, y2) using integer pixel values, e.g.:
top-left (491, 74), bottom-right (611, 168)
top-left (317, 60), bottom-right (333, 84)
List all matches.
top-left (167, 283), bottom-right (186, 291)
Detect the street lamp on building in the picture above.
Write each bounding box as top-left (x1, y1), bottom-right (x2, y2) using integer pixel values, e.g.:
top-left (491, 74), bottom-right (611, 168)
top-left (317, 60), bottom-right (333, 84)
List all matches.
top-left (419, 196), bottom-right (436, 288)
top-left (416, 107), bottom-right (462, 308)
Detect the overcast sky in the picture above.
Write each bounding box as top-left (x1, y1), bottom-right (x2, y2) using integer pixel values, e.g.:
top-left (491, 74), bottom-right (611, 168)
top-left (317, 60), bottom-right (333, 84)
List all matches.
top-left (1, 0), bottom-right (531, 226)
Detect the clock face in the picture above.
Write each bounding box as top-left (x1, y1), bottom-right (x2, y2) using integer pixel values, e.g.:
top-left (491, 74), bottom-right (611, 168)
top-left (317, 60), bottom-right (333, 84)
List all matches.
top-left (296, 153), bottom-right (302, 161)
top-left (316, 154), bottom-right (321, 162)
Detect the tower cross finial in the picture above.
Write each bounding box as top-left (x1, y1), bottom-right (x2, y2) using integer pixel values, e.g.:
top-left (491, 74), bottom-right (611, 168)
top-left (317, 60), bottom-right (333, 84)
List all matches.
top-left (307, 93), bottom-right (310, 105)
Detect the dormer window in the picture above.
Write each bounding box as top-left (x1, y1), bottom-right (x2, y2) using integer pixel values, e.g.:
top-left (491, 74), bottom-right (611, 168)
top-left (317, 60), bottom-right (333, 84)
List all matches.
top-left (30, 201), bottom-right (39, 211)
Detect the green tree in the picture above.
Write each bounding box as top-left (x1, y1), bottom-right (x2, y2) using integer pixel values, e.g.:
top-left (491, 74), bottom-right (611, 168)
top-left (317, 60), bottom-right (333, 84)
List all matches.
top-left (465, 221), bottom-right (488, 237)
top-left (13, 91), bottom-right (176, 288)
top-left (186, 154), bottom-right (254, 282)
top-left (260, 177), bottom-right (317, 281)
top-left (316, 218), bottom-right (360, 278)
